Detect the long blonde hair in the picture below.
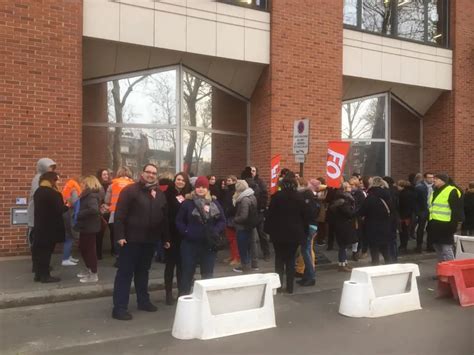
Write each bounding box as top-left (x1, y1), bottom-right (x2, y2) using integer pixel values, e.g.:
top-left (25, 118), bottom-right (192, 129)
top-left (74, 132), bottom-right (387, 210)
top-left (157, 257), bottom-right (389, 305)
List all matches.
top-left (81, 175), bottom-right (102, 192)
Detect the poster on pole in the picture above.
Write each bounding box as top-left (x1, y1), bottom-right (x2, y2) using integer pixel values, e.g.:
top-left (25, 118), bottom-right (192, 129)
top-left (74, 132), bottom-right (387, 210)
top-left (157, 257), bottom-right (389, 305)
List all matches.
top-left (270, 154), bottom-right (281, 194)
top-left (326, 141), bottom-right (351, 188)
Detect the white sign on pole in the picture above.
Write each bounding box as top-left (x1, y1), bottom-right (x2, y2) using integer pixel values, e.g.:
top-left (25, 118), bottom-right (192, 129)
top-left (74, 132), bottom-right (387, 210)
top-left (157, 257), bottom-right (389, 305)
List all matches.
top-left (295, 154), bottom-right (305, 163)
top-left (293, 119), bottom-right (309, 155)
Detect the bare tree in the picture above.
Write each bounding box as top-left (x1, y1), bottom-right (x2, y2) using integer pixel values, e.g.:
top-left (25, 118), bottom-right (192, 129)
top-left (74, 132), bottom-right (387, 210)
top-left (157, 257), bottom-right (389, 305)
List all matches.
top-left (183, 72), bottom-right (212, 173)
top-left (110, 76), bottom-right (147, 173)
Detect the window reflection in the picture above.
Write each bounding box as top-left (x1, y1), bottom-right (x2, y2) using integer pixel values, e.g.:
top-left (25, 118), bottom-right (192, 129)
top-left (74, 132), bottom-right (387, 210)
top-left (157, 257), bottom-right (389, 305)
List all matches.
top-left (83, 126), bottom-right (176, 177)
top-left (344, 0), bottom-right (358, 26)
top-left (182, 130), bottom-right (247, 177)
top-left (345, 141), bottom-right (386, 177)
top-left (362, 0), bottom-right (394, 35)
top-left (343, 0), bottom-right (449, 48)
top-left (397, 0), bottom-right (425, 42)
top-left (342, 95), bottom-right (386, 139)
top-left (391, 99), bottom-right (420, 144)
top-left (106, 70), bottom-right (177, 125)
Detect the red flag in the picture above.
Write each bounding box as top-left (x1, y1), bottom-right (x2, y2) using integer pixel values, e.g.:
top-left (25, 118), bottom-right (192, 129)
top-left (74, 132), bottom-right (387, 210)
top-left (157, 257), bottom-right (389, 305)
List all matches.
top-left (270, 154), bottom-right (281, 194)
top-left (326, 141), bottom-right (351, 188)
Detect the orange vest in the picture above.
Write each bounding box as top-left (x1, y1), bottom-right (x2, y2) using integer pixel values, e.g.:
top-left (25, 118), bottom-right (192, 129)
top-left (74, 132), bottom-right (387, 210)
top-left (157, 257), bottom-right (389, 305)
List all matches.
top-left (109, 177), bottom-right (134, 212)
top-left (62, 179), bottom-right (82, 206)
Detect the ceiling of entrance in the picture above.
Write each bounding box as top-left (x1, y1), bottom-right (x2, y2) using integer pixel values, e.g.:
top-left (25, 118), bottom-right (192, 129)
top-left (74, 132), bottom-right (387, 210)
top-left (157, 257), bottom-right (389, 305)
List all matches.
top-left (83, 37), bottom-right (266, 99)
top-left (343, 76), bottom-right (444, 115)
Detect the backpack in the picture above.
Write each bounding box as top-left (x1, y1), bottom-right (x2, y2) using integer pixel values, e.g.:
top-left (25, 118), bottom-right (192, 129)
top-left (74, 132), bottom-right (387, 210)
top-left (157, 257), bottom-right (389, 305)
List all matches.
top-left (245, 201), bottom-right (260, 229)
top-left (72, 199), bottom-right (81, 228)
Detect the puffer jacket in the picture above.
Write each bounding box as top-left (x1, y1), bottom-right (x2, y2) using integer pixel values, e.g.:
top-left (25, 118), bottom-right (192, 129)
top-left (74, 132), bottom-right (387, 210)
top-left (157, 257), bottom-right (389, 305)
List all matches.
top-left (74, 189), bottom-right (102, 235)
top-left (233, 188), bottom-right (258, 231)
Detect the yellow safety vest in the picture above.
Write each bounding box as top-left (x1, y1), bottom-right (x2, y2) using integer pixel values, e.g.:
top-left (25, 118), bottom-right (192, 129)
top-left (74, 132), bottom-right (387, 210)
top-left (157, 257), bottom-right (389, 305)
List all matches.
top-left (429, 185), bottom-right (461, 222)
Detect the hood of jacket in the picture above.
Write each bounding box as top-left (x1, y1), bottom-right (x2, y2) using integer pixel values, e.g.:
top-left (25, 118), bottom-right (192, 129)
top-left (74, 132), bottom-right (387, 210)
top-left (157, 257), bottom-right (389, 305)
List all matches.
top-left (233, 187), bottom-right (254, 206)
top-left (36, 158), bottom-right (56, 174)
top-left (368, 186), bottom-right (391, 201)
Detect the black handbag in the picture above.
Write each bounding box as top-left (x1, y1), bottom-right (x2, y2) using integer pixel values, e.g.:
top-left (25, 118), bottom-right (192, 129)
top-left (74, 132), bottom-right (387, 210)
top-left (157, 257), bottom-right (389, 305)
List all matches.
top-left (196, 203), bottom-right (227, 251)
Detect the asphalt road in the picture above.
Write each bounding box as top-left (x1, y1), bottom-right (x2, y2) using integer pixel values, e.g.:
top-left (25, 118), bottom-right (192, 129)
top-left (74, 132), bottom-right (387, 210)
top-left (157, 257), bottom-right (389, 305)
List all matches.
top-left (1, 259), bottom-right (473, 355)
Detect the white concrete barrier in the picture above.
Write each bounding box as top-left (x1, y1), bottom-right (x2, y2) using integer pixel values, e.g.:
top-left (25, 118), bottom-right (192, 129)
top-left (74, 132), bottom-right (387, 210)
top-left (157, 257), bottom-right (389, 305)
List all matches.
top-left (454, 235), bottom-right (474, 260)
top-left (339, 263), bottom-right (421, 318)
top-left (172, 273), bottom-right (281, 340)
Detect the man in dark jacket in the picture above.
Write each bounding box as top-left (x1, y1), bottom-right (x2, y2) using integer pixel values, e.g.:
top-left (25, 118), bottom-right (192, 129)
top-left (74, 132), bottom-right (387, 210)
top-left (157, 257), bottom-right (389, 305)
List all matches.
top-left (415, 172), bottom-right (434, 252)
top-left (112, 164), bottom-right (170, 321)
top-left (427, 174), bottom-right (463, 263)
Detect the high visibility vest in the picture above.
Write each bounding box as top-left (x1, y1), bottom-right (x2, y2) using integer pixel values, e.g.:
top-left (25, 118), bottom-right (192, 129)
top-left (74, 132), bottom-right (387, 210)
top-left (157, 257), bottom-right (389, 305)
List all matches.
top-left (62, 179), bottom-right (82, 207)
top-left (109, 177), bottom-right (134, 212)
top-left (429, 185), bottom-right (461, 222)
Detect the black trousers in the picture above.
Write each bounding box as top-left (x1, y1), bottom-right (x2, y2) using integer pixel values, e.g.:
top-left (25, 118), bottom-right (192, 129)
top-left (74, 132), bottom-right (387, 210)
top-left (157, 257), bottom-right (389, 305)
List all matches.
top-left (369, 244), bottom-right (390, 265)
top-left (257, 213), bottom-right (271, 257)
top-left (416, 212), bottom-right (429, 248)
top-left (164, 240), bottom-right (182, 294)
top-left (273, 242), bottom-right (298, 293)
top-left (32, 242), bottom-right (56, 278)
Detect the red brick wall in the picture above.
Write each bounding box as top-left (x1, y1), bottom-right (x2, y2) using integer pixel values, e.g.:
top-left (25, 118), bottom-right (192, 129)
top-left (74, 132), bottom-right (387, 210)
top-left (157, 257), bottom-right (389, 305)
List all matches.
top-left (0, 1), bottom-right (83, 256)
top-left (423, 0), bottom-right (474, 189)
top-left (251, 0), bottom-right (343, 185)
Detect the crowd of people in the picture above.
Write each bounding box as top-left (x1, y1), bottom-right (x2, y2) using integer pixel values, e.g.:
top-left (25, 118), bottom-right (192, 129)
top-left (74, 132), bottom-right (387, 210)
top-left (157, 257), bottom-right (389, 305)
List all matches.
top-left (26, 157), bottom-right (474, 320)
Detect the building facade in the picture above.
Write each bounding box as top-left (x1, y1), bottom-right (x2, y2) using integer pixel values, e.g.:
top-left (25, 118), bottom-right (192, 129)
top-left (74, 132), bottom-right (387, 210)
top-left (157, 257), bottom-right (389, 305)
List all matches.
top-left (1, 0), bottom-right (472, 255)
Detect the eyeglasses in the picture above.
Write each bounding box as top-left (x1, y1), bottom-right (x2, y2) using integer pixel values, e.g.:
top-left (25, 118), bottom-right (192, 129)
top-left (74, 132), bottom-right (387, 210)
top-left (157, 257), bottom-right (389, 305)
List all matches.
top-left (144, 170), bottom-right (157, 175)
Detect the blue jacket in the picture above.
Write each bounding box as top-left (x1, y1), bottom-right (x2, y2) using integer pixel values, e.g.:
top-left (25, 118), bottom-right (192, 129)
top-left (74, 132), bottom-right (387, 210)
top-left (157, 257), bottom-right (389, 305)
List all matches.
top-left (175, 196), bottom-right (226, 242)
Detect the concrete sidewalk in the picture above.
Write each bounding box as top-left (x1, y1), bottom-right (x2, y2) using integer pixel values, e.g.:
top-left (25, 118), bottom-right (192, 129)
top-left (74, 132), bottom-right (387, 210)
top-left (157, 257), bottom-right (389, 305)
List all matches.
top-left (0, 240), bottom-right (435, 309)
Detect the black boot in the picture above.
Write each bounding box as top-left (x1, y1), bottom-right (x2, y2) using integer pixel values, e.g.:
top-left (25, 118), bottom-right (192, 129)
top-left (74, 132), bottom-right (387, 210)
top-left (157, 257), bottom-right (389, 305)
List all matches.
top-left (40, 275), bottom-right (60, 283)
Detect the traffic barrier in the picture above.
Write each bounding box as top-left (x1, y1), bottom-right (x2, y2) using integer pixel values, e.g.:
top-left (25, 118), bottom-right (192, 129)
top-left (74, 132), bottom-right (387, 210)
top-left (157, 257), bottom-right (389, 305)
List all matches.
top-left (437, 259), bottom-right (474, 307)
top-left (339, 263), bottom-right (421, 318)
top-left (454, 235), bottom-right (474, 260)
top-left (172, 273), bottom-right (281, 340)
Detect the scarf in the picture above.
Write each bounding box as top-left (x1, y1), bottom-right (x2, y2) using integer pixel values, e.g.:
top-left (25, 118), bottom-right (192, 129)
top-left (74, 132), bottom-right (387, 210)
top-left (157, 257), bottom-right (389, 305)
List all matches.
top-left (140, 177), bottom-right (158, 191)
top-left (192, 193), bottom-right (221, 223)
top-left (232, 187), bottom-right (254, 206)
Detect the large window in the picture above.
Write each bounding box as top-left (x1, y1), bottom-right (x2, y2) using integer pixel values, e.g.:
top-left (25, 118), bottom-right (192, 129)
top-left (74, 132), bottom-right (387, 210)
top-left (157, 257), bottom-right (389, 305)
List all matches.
top-left (342, 93), bottom-right (421, 179)
top-left (343, 0), bottom-right (449, 47)
top-left (217, 0), bottom-right (269, 11)
top-left (82, 66), bottom-right (248, 178)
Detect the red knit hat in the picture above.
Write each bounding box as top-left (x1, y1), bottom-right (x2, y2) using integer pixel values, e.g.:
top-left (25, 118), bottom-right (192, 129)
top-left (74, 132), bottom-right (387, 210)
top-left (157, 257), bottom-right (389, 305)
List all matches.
top-left (195, 176), bottom-right (209, 189)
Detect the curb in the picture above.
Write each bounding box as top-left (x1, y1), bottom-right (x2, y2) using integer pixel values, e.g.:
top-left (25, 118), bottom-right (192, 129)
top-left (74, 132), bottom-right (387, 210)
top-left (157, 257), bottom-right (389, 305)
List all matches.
top-left (0, 253), bottom-right (436, 309)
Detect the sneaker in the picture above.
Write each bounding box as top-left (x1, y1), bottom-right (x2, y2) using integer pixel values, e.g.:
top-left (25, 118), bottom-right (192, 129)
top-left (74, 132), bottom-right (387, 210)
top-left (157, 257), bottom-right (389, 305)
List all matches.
top-left (62, 259), bottom-right (78, 266)
top-left (112, 310), bottom-right (133, 321)
top-left (251, 267), bottom-right (260, 271)
top-left (233, 266), bottom-right (243, 273)
top-left (77, 269), bottom-right (90, 278)
top-left (69, 256), bottom-right (79, 263)
top-left (80, 273), bottom-right (98, 283)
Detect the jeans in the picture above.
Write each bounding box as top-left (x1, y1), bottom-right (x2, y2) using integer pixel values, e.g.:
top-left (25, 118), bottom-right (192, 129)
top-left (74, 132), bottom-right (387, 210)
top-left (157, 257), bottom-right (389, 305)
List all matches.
top-left (250, 228), bottom-right (260, 268)
top-left (62, 237), bottom-right (73, 261)
top-left (338, 245), bottom-right (348, 263)
top-left (179, 239), bottom-right (216, 295)
top-left (301, 225), bottom-right (317, 280)
top-left (236, 229), bottom-right (252, 266)
top-left (399, 218), bottom-right (410, 249)
top-left (113, 242), bottom-right (155, 311)
top-left (433, 243), bottom-right (454, 262)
